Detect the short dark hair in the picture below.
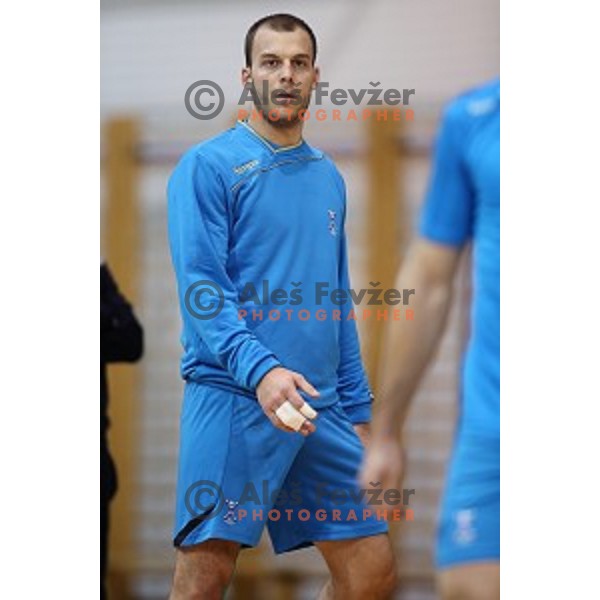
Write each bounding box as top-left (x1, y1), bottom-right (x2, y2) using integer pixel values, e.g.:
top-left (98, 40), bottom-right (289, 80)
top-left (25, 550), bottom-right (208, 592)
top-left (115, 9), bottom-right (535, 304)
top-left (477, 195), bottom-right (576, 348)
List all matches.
top-left (245, 14), bottom-right (317, 67)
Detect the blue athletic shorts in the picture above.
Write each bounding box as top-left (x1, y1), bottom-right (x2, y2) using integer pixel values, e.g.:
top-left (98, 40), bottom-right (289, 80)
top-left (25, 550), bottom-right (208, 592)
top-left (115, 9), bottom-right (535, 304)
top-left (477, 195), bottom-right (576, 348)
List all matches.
top-left (436, 429), bottom-right (500, 568)
top-left (173, 382), bottom-right (389, 554)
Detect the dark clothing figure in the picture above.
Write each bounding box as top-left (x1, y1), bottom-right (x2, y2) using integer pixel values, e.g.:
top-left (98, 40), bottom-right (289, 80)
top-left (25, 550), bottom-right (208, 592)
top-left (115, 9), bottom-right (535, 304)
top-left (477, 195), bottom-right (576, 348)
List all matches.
top-left (101, 264), bottom-right (143, 599)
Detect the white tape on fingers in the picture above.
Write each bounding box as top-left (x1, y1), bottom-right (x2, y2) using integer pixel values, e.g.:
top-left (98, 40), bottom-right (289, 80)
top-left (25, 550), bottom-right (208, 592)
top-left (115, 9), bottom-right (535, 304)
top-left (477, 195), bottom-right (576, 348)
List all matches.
top-left (275, 401), bottom-right (306, 432)
top-left (298, 402), bottom-right (317, 420)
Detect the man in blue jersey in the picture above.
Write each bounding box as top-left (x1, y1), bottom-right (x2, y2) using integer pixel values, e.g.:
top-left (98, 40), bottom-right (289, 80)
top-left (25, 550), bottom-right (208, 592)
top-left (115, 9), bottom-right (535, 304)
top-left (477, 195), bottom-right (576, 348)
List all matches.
top-left (361, 81), bottom-right (500, 600)
top-left (167, 14), bottom-right (397, 600)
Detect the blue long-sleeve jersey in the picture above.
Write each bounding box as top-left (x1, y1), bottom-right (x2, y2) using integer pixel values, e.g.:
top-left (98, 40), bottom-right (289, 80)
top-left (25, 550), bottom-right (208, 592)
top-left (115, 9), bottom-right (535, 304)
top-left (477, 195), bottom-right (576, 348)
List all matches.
top-left (420, 80), bottom-right (500, 437)
top-left (167, 121), bottom-right (372, 423)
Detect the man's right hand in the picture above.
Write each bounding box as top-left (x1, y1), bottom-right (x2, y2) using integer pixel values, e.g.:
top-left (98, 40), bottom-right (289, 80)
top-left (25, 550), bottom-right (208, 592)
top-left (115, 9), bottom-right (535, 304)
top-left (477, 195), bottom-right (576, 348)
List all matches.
top-left (256, 367), bottom-right (319, 436)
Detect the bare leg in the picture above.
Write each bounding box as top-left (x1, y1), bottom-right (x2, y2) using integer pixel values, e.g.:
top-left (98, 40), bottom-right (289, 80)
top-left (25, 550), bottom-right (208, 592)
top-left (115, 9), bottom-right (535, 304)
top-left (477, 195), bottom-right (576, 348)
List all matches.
top-left (169, 539), bottom-right (241, 600)
top-left (437, 562), bottom-right (500, 600)
top-left (316, 533), bottom-right (398, 600)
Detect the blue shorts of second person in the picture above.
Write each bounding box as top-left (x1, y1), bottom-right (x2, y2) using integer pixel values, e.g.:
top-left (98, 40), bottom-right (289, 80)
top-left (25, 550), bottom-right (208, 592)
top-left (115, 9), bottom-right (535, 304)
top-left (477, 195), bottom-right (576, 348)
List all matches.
top-left (173, 382), bottom-right (388, 554)
top-left (436, 428), bottom-right (500, 568)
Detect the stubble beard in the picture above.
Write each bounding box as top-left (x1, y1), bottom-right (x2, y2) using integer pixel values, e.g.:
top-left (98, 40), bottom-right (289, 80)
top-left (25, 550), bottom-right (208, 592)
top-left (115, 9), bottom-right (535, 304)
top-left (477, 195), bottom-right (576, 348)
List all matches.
top-left (252, 86), bottom-right (312, 129)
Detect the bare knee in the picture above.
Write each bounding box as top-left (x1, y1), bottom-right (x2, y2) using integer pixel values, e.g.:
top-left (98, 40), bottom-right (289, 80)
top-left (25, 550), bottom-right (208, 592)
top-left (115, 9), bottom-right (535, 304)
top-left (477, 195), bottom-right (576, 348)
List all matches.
top-left (170, 539), bottom-right (240, 600)
top-left (367, 553), bottom-right (398, 599)
top-left (332, 560), bottom-right (397, 599)
top-left (328, 536), bottom-right (398, 600)
top-left (367, 557), bottom-right (398, 599)
top-left (438, 563), bottom-right (500, 600)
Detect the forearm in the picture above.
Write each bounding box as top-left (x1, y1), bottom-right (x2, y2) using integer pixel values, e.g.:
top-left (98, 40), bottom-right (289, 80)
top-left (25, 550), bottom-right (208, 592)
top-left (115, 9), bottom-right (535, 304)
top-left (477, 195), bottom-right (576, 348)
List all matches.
top-left (337, 339), bottom-right (373, 424)
top-left (373, 245), bottom-right (457, 437)
top-left (171, 251), bottom-right (281, 390)
top-left (336, 229), bottom-right (373, 424)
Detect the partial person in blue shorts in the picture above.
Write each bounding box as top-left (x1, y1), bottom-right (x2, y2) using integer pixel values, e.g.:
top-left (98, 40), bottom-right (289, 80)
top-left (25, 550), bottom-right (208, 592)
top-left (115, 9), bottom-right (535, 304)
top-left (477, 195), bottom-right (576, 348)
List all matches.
top-left (167, 13), bottom-right (397, 600)
top-left (361, 80), bottom-right (500, 599)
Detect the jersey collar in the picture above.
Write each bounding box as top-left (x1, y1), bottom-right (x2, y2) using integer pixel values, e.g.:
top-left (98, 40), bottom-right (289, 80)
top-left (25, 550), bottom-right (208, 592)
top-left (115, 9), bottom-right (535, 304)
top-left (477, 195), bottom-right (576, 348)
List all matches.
top-left (236, 120), bottom-right (307, 154)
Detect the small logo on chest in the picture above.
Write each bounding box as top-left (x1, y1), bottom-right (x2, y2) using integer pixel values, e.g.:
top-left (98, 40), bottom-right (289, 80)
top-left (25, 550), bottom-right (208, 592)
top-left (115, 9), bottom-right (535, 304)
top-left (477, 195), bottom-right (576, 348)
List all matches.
top-left (327, 209), bottom-right (338, 237)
